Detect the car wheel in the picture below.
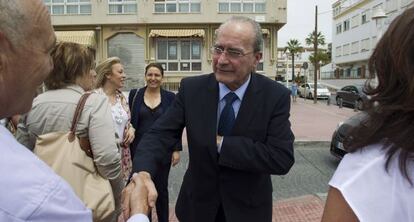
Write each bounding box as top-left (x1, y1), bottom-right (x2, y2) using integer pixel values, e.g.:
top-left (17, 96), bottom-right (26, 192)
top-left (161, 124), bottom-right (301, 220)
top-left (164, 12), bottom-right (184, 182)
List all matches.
top-left (356, 99), bottom-right (363, 110)
top-left (336, 97), bottom-right (343, 106)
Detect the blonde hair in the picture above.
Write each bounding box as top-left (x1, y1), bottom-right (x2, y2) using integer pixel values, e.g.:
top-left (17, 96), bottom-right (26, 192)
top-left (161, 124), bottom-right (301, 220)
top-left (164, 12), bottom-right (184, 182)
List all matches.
top-left (95, 57), bottom-right (121, 88)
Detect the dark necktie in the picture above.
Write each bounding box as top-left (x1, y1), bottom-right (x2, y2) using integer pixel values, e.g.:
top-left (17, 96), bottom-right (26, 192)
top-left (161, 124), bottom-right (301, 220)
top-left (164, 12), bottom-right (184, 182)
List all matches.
top-left (218, 92), bottom-right (238, 136)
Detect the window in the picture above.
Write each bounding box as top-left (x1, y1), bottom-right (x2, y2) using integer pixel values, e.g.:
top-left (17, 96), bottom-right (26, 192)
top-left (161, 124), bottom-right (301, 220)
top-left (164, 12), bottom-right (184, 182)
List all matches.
top-left (386, 0), bottom-right (397, 12)
top-left (335, 46), bottom-right (342, 57)
top-left (108, 0), bottom-right (137, 14)
top-left (351, 41), bottom-right (359, 54)
top-left (361, 38), bottom-right (370, 52)
top-left (343, 19), bottom-right (350, 31)
top-left (401, 0), bottom-right (411, 7)
top-left (154, 0), bottom-right (201, 13)
top-left (156, 39), bottom-right (202, 72)
top-left (336, 23), bottom-right (342, 34)
top-left (361, 9), bottom-right (370, 24)
top-left (333, 5), bottom-right (341, 17)
top-left (44, 0), bottom-right (91, 15)
top-left (351, 15), bottom-right (359, 28)
top-left (218, 0), bottom-right (266, 13)
top-left (343, 44), bottom-right (350, 56)
top-left (372, 36), bottom-right (377, 49)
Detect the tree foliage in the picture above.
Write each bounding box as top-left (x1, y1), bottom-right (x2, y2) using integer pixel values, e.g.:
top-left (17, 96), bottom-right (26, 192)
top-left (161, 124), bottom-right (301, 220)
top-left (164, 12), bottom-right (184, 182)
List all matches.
top-left (284, 39), bottom-right (303, 81)
top-left (305, 31), bottom-right (326, 46)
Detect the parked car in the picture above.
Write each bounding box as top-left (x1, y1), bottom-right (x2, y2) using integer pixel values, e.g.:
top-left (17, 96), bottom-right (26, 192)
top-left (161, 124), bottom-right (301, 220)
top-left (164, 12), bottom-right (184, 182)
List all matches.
top-left (298, 83), bottom-right (331, 99)
top-left (335, 84), bottom-right (368, 110)
top-left (330, 113), bottom-right (366, 159)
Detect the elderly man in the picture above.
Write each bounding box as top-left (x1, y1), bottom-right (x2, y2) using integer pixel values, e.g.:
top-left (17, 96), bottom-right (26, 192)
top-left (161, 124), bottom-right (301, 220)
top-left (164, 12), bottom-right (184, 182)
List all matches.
top-left (0, 0), bottom-right (148, 221)
top-left (132, 16), bottom-right (295, 222)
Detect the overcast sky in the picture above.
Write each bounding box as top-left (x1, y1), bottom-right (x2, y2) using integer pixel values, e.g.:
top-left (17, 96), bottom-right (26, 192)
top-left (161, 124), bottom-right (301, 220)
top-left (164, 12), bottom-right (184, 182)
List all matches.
top-left (278, 0), bottom-right (335, 47)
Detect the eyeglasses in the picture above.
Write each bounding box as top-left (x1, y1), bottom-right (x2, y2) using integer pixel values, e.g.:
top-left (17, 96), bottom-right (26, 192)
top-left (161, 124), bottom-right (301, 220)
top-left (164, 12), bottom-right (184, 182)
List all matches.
top-left (210, 46), bottom-right (253, 59)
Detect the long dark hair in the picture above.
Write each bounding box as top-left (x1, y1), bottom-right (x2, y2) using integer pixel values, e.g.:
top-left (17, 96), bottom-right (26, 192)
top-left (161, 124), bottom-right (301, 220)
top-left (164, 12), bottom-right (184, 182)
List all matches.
top-left (345, 7), bottom-right (414, 184)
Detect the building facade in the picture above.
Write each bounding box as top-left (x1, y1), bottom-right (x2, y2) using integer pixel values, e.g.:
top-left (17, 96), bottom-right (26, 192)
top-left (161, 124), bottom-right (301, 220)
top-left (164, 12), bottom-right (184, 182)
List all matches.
top-left (276, 47), bottom-right (329, 83)
top-left (46, 0), bottom-right (287, 91)
top-left (331, 0), bottom-right (413, 79)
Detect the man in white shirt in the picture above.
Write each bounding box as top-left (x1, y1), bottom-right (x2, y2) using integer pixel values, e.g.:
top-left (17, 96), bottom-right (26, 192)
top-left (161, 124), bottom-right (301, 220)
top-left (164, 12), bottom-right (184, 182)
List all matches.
top-left (0, 0), bottom-right (149, 221)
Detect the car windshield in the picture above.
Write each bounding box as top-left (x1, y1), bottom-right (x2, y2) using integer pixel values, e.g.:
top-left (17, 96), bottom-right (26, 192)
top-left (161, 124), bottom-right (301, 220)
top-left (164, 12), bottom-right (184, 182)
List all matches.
top-left (308, 84), bottom-right (324, 89)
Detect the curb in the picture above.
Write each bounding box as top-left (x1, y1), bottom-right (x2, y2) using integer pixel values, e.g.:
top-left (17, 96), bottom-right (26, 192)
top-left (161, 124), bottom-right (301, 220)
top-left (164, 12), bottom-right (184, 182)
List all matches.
top-left (294, 140), bottom-right (330, 148)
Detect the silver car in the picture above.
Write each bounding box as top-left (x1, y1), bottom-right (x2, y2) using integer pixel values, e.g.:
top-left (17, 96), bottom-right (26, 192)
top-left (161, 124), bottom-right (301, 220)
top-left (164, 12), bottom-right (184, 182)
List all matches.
top-left (298, 83), bottom-right (331, 99)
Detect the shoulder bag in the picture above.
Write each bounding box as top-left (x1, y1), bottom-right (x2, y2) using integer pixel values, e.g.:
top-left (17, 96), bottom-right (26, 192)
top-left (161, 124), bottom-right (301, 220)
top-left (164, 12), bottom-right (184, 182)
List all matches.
top-left (34, 92), bottom-right (115, 221)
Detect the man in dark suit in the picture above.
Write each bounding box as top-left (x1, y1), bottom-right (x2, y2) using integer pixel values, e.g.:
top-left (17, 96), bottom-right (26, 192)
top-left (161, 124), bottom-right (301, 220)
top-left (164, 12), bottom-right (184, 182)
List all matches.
top-left (131, 16), bottom-right (295, 222)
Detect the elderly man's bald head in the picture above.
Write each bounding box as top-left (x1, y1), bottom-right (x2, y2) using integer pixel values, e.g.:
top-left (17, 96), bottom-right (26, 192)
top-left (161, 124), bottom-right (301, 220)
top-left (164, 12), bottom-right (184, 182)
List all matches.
top-left (0, 0), bottom-right (55, 118)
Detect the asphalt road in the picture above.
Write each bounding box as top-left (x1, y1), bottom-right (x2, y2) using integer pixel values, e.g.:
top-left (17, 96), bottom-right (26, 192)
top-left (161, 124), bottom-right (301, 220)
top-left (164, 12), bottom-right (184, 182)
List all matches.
top-left (167, 143), bottom-right (340, 204)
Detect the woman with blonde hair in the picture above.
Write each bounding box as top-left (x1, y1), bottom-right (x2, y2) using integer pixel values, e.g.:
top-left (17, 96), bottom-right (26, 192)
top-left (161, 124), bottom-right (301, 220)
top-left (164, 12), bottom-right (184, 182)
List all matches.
top-left (17, 42), bottom-right (123, 221)
top-left (95, 57), bottom-right (134, 185)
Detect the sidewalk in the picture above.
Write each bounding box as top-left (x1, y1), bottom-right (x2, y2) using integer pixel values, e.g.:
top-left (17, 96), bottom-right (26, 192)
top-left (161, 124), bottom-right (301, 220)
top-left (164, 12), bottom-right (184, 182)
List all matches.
top-left (273, 98), bottom-right (355, 221)
top-left (158, 195), bottom-right (325, 222)
top-left (290, 98), bottom-right (357, 141)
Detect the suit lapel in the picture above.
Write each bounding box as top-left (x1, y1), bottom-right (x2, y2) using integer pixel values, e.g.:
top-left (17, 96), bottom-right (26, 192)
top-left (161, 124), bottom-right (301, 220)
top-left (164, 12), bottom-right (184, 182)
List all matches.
top-left (233, 73), bottom-right (262, 134)
top-left (204, 74), bottom-right (220, 164)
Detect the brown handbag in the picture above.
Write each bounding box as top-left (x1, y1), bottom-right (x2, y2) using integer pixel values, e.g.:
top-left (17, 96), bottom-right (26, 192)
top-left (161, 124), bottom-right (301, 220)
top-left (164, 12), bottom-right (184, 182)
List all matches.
top-left (34, 92), bottom-right (115, 221)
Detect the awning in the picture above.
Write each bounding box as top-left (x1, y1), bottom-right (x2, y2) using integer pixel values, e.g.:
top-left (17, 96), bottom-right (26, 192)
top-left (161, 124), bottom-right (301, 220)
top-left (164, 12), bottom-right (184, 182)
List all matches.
top-left (55, 31), bottom-right (96, 47)
top-left (149, 29), bottom-right (205, 38)
top-left (214, 28), bottom-right (269, 36)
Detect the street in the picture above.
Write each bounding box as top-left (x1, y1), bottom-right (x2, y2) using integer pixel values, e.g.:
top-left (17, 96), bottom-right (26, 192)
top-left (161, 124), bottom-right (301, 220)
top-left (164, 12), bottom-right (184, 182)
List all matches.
top-left (272, 143), bottom-right (339, 200)
top-left (168, 143), bottom-right (340, 204)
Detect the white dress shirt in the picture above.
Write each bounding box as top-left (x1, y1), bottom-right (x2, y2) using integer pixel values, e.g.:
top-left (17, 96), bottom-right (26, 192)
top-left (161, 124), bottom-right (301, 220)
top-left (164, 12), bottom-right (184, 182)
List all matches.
top-left (0, 125), bottom-right (149, 222)
top-left (217, 74), bottom-right (251, 153)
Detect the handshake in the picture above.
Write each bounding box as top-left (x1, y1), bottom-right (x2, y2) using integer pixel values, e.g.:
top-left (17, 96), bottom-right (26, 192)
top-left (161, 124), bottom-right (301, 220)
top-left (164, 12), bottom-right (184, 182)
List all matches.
top-left (121, 172), bottom-right (158, 220)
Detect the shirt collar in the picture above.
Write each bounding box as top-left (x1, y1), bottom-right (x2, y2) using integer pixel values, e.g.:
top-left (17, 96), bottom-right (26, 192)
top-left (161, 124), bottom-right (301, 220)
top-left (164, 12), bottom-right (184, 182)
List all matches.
top-left (219, 74), bottom-right (251, 101)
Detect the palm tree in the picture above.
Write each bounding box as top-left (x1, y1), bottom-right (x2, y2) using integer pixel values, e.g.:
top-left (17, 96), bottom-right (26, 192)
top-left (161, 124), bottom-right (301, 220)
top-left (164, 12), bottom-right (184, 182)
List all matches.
top-left (306, 31), bottom-right (327, 103)
top-left (284, 39), bottom-right (303, 82)
top-left (305, 31), bottom-right (326, 47)
top-left (308, 50), bottom-right (330, 66)
top-left (306, 32), bottom-right (329, 79)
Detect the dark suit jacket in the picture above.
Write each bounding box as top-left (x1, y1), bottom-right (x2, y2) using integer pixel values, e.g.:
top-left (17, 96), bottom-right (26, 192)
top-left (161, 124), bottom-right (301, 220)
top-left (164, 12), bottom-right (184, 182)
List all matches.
top-left (133, 73), bottom-right (295, 222)
top-left (128, 87), bottom-right (182, 161)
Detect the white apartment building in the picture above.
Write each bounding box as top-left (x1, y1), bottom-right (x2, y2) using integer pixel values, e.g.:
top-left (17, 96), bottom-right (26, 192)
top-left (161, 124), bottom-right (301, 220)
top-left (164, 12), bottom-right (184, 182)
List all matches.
top-left (45, 0), bottom-right (287, 90)
top-left (331, 0), bottom-right (413, 79)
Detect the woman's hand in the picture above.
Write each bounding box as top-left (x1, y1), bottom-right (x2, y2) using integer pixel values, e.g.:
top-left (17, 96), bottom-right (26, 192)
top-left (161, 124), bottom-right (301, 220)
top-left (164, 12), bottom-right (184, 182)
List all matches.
top-left (171, 151), bottom-right (180, 167)
top-left (123, 125), bottom-right (135, 145)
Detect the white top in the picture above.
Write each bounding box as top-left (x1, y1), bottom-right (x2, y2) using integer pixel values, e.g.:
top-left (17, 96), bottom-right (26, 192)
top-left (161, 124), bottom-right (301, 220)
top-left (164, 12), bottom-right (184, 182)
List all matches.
top-left (0, 125), bottom-right (149, 222)
top-left (111, 96), bottom-right (129, 141)
top-left (329, 143), bottom-right (414, 222)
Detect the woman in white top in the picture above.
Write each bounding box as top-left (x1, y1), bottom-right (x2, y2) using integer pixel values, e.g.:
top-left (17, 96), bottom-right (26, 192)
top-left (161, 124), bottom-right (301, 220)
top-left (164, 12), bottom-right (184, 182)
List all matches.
top-left (322, 7), bottom-right (414, 222)
top-left (95, 57), bottom-right (134, 185)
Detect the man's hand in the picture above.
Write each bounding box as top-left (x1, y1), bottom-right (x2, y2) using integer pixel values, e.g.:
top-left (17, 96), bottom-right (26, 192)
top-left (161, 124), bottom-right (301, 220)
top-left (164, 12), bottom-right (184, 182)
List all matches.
top-left (121, 172), bottom-right (158, 219)
top-left (171, 151), bottom-right (180, 167)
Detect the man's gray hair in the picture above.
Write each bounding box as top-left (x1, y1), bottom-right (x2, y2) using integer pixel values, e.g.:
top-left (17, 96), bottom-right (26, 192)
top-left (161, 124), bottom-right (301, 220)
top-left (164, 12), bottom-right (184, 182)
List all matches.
top-left (216, 16), bottom-right (263, 53)
top-left (0, 0), bottom-right (27, 47)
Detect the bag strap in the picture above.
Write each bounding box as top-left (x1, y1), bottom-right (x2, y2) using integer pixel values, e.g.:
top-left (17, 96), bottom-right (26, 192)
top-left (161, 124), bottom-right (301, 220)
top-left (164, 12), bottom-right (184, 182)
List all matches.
top-left (130, 89), bottom-right (139, 114)
top-left (69, 92), bottom-right (92, 142)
